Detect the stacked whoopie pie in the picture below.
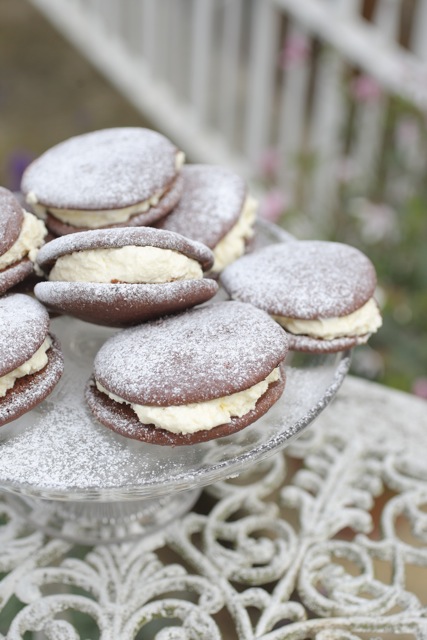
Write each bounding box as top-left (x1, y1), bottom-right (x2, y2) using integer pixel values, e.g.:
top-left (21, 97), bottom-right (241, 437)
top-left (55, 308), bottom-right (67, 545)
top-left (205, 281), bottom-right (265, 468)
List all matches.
top-left (0, 187), bottom-right (47, 294)
top-left (0, 294), bottom-right (63, 427)
top-left (0, 188), bottom-right (62, 427)
top-left (0, 126), bottom-right (381, 444)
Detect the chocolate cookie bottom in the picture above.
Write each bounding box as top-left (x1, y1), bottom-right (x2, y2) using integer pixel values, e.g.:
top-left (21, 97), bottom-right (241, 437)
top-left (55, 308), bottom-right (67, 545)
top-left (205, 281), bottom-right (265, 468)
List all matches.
top-left (0, 335), bottom-right (64, 427)
top-left (85, 363), bottom-right (286, 446)
top-left (45, 174), bottom-right (184, 236)
top-left (35, 279), bottom-right (218, 327)
top-left (0, 258), bottom-right (34, 295)
top-left (286, 332), bottom-right (370, 354)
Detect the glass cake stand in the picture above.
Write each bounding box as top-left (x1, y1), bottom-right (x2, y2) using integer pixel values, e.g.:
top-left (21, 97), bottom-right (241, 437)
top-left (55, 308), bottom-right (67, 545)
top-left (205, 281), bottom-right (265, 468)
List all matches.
top-left (0, 222), bottom-right (351, 544)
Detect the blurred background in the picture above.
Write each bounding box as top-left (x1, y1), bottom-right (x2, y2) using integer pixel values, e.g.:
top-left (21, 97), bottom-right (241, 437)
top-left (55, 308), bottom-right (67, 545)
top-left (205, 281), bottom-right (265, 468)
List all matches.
top-left (1, 0), bottom-right (426, 397)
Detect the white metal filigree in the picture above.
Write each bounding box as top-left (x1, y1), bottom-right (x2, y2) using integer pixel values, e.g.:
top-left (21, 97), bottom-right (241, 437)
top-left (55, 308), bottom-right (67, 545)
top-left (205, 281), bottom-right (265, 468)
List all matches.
top-left (1, 376), bottom-right (427, 639)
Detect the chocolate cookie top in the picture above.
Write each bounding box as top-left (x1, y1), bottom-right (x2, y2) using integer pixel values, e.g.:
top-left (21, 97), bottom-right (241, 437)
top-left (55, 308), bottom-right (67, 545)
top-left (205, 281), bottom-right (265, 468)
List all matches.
top-left (36, 227), bottom-right (215, 273)
top-left (158, 165), bottom-right (247, 247)
top-left (94, 301), bottom-right (288, 405)
top-left (221, 241), bottom-right (377, 319)
top-left (21, 128), bottom-right (181, 211)
top-left (0, 294), bottom-right (49, 376)
top-left (0, 187), bottom-right (24, 256)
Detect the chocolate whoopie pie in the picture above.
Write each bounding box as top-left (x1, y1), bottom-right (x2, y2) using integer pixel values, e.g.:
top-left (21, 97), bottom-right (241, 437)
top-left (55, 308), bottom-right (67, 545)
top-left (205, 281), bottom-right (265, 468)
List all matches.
top-left (86, 301), bottom-right (288, 445)
top-left (0, 187), bottom-right (47, 295)
top-left (157, 165), bottom-right (257, 273)
top-left (0, 294), bottom-right (63, 426)
top-left (220, 241), bottom-right (382, 353)
top-left (21, 128), bottom-right (185, 235)
top-left (34, 227), bottom-right (218, 327)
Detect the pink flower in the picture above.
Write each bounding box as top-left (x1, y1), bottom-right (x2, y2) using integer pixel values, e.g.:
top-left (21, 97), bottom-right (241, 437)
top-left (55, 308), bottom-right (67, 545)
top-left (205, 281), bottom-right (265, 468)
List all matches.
top-left (412, 378), bottom-right (427, 400)
top-left (396, 117), bottom-right (419, 147)
top-left (259, 189), bottom-right (288, 223)
top-left (336, 156), bottom-right (357, 184)
top-left (258, 148), bottom-right (281, 180)
top-left (350, 74), bottom-right (382, 103)
top-left (279, 34), bottom-right (310, 69)
top-left (352, 346), bottom-right (384, 379)
top-left (350, 198), bottom-right (399, 243)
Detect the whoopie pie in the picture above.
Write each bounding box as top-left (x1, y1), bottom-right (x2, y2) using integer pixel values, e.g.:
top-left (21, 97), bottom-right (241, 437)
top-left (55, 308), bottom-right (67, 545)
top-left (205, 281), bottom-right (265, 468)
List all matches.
top-left (220, 240), bottom-right (382, 353)
top-left (157, 164), bottom-right (257, 273)
top-left (85, 301), bottom-right (289, 445)
top-left (34, 227), bottom-right (218, 327)
top-left (21, 127), bottom-right (185, 235)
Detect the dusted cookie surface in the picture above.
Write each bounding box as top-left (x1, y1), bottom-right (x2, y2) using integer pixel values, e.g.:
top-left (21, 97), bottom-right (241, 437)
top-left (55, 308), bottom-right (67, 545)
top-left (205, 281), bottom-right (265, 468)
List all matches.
top-left (21, 127), bottom-right (184, 232)
top-left (35, 227), bottom-right (218, 327)
top-left (86, 301), bottom-right (288, 444)
top-left (0, 187), bottom-right (23, 255)
top-left (221, 241), bottom-right (381, 353)
top-left (158, 165), bottom-right (256, 272)
top-left (0, 294), bottom-right (63, 426)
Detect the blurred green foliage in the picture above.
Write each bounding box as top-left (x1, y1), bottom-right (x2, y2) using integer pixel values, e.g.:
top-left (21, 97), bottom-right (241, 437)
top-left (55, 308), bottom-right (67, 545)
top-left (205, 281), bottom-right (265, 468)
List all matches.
top-left (262, 94), bottom-right (427, 395)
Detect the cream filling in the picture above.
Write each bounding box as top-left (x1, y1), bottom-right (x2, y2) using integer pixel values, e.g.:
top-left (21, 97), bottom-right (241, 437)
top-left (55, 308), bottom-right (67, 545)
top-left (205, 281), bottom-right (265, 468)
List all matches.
top-left (48, 245), bottom-right (203, 283)
top-left (26, 151), bottom-right (186, 227)
top-left (0, 336), bottom-right (51, 398)
top-left (212, 195), bottom-right (257, 272)
top-left (0, 211), bottom-right (47, 270)
top-left (273, 298), bottom-right (382, 340)
top-left (96, 367), bottom-right (281, 434)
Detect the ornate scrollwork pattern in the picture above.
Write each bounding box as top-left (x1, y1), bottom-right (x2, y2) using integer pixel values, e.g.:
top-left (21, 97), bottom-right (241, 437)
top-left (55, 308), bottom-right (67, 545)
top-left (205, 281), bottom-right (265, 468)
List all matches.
top-left (1, 377), bottom-right (427, 638)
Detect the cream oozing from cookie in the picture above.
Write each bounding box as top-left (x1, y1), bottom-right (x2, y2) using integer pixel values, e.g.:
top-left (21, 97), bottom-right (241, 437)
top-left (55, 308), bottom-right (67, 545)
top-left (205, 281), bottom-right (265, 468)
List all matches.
top-left (96, 367), bottom-right (280, 434)
top-left (26, 152), bottom-right (185, 227)
top-left (0, 211), bottom-right (46, 270)
top-left (212, 195), bottom-right (257, 272)
top-left (273, 298), bottom-right (382, 340)
top-left (48, 245), bottom-right (203, 283)
top-left (0, 336), bottom-right (51, 397)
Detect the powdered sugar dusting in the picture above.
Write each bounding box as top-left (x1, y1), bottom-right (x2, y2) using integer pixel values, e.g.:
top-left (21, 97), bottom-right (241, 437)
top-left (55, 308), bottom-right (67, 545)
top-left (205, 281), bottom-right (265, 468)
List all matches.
top-left (95, 301), bottom-right (289, 405)
top-left (158, 165), bottom-right (247, 247)
top-left (37, 226), bottom-right (214, 272)
top-left (21, 128), bottom-right (180, 210)
top-left (221, 241), bottom-right (377, 319)
top-left (0, 294), bottom-right (49, 376)
top-left (0, 187), bottom-right (23, 254)
top-left (0, 403), bottom-right (178, 489)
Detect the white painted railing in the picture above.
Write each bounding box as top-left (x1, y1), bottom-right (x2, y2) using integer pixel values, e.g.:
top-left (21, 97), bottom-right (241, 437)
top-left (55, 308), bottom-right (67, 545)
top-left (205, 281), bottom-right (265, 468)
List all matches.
top-left (28, 0), bottom-right (427, 232)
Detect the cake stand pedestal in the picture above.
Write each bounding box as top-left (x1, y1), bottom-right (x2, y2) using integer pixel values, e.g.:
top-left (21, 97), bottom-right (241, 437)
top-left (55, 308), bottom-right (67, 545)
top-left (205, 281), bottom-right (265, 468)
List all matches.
top-left (4, 488), bottom-right (201, 544)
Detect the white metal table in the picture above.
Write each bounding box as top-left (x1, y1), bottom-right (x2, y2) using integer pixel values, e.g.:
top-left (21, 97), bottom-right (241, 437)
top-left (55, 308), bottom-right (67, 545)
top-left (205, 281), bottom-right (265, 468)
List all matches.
top-left (1, 375), bottom-right (426, 639)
